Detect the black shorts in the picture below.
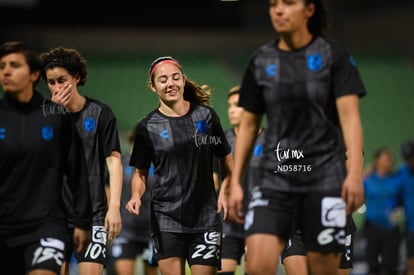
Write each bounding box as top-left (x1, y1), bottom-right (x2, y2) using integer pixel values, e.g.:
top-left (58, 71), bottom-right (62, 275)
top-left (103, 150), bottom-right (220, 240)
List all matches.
top-left (152, 230), bottom-right (221, 268)
top-left (280, 230), bottom-right (307, 261)
top-left (406, 232), bottom-right (414, 258)
top-left (0, 238), bottom-right (25, 275)
top-left (75, 225), bottom-right (108, 266)
top-left (339, 231), bottom-right (354, 269)
top-left (221, 235), bottom-right (245, 263)
top-left (28, 238), bottom-right (66, 273)
top-left (111, 238), bottom-right (156, 265)
top-left (281, 230), bottom-right (353, 269)
top-left (64, 227), bottom-right (75, 262)
top-left (1, 237), bottom-right (66, 274)
top-left (281, 214), bottom-right (355, 268)
top-left (244, 187), bottom-right (346, 254)
top-left (0, 220), bottom-right (67, 274)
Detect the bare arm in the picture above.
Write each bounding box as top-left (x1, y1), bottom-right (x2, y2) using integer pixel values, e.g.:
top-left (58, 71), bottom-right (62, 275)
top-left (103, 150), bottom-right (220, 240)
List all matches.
top-left (336, 94), bottom-right (364, 215)
top-left (228, 110), bottom-right (262, 223)
top-left (125, 167), bottom-right (148, 216)
top-left (217, 153), bottom-right (233, 221)
top-left (105, 151), bottom-right (123, 240)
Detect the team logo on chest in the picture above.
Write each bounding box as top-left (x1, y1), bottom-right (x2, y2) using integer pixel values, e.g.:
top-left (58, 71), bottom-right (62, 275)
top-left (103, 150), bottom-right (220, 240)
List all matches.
top-left (195, 120), bottom-right (209, 134)
top-left (41, 125), bottom-right (54, 141)
top-left (83, 117), bottom-right (96, 132)
top-left (194, 119), bottom-right (222, 147)
top-left (307, 53), bottom-right (323, 72)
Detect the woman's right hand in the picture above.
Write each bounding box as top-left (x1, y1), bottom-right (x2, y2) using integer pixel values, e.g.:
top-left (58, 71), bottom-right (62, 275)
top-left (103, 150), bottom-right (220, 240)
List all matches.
top-left (125, 193), bottom-right (142, 216)
top-left (228, 181), bottom-right (245, 224)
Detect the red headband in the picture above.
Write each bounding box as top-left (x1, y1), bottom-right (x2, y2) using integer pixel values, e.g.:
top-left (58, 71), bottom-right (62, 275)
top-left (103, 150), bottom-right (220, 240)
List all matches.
top-left (149, 59), bottom-right (182, 80)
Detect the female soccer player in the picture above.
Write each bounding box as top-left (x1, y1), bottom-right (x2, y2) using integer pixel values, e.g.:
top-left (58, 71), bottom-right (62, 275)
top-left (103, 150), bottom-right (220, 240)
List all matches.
top-left (126, 56), bottom-right (232, 275)
top-left (228, 0), bottom-right (367, 274)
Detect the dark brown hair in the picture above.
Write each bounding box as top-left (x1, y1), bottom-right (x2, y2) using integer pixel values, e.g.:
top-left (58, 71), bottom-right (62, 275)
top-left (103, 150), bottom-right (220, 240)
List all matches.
top-left (306, 0), bottom-right (329, 37)
top-left (40, 47), bottom-right (88, 86)
top-left (0, 41), bottom-right (42, 86)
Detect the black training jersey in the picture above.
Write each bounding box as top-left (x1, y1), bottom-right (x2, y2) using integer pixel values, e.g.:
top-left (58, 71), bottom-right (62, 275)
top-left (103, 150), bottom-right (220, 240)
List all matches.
top-left (130, 102), bottom-right (231, 233)
top-left (0, 92), bottom-right (90, 240)
top-left (71, 97), bottom-right (121, 225)
top-left (116, 155), bottom-right (152, 242)
top-left (222, 128), bottom-right (266, 238)
top-left (239, 37), bottom-right (367, 192)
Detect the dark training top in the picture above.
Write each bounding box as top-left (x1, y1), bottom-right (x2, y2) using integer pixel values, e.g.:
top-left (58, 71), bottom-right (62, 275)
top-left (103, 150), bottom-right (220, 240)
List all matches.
top-left (222, 128), bottom-right (266, 239)
top-left (130, 102), bottom-right (231, 233)
top-left (71, 97), bottom-right (121, 225)
top-left (239, 36), bottom-right (367, 192)
top-left (0, 91), bottom-right (90, 244)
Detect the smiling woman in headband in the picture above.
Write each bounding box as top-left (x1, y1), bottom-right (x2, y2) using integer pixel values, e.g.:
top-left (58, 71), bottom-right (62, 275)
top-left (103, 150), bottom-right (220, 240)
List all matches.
top-left (126, 56), bottom-right (233, 275)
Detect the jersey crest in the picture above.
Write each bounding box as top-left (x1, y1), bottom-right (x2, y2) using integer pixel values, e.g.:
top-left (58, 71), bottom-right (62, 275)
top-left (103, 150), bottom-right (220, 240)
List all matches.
top-left (41, 125), bottom-right (54, 141)
top-left (195, 119), bottom-right (209, 134)
top-left (307, 53), bottom-right (323, 71)
top-left (83, 117), bottom-right (96, 132)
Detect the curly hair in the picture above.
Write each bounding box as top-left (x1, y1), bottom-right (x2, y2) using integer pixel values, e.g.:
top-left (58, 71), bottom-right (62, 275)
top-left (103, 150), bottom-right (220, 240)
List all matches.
top-left (40, 47), bottom-right (88, 86)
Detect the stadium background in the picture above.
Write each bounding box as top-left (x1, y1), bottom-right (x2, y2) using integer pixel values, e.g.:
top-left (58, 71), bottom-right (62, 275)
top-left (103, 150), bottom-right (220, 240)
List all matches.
top-left (1, 0), bottom-right (414, 274)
